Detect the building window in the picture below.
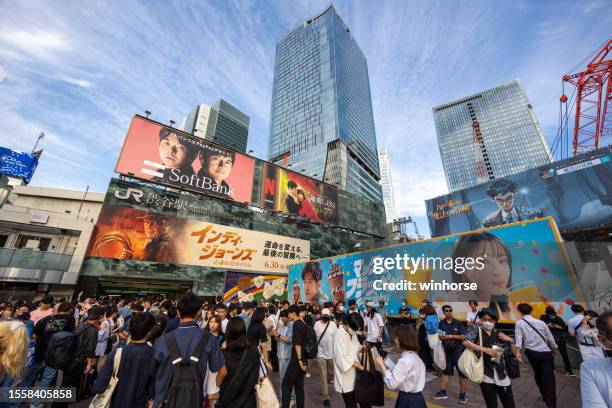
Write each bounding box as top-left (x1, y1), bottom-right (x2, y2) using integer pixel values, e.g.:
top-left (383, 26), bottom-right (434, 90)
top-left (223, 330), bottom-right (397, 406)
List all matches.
top-left (16, 235), bottom-right (51, 251)
top-left (0, 234), bottom-right (8, 248)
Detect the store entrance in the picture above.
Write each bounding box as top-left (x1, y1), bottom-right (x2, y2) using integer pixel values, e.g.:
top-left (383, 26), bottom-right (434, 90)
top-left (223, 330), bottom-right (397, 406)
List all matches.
top-left (97, 277), bottom-right (193, 298)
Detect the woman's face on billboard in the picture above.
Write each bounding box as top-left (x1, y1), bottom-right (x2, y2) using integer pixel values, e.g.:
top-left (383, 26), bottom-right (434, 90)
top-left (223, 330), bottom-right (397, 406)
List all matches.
top-left (159, 134), bottom-right (189, 168)
top-left (463, 240), bottom-right (510, 298)
top-left (204, 154), bottom-right (233, 182)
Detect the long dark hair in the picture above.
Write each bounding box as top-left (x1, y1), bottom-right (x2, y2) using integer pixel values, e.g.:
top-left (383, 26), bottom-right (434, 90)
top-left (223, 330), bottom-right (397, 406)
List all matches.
top-left (205, 314), bottom-right (224, 336)
top-left (250, 307), bottom-right (267, 326)
top-left (451, 232), bottom-right (512, 313)
top-left (225, 316), bottom-right (249, 352)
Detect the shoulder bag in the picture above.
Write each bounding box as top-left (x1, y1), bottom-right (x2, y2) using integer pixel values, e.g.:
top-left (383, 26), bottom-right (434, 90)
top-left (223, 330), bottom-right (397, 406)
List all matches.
top-left (458, 326), bottom-right (484, 383)
top-left (255, 356), bottom-right (279, 408)
top-left (89, 348), bottom-right (122, 408)
top-left (354, 344), bottom-right (385, 407)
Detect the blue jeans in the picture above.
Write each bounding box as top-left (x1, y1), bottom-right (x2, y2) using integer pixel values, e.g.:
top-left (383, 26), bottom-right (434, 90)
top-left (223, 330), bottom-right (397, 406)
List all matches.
top-left (19, 361), bottom-right (57, 408)
top-left (278, 358), bottom-right (295, 402)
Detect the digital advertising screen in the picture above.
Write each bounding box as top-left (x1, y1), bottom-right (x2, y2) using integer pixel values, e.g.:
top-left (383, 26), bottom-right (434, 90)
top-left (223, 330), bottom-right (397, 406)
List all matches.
top-left (115, 116), bottom-right (255, 203)
top-left (260, 163), bottom-right (338, 224)
top-left (288, 217), bottom-right (583, 323)
top-left (87, 205), bottom-right (310, 274)
top-left (426, 147), bottom-right (612, 238)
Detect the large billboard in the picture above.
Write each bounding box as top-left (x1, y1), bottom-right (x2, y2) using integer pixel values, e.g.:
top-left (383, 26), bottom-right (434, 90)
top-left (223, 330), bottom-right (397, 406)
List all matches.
top-left (426, 147), bottom-right (612, 237)
top-left (288, 217), bottom-right (583, 323)
top-left (0, 147), bottom-right (39, 184)
top-left (260, 163), bottom-right (338, 224)
top-left (223, 272), bottom-right (288, 303)
top-left (115, 116), bottom-right (255, 203)
top-left (87, 205), bottom-right (310, 274)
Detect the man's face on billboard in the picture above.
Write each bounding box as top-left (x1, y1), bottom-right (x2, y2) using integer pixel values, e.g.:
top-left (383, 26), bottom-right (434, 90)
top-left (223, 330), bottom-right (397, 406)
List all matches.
top-left (492, 191), bottom-right (515, 212)
top-left (159, 133), bottom-right (189, 168)
top-left (303, 273), bottom-right (320, 303)
top-left (203, 153), bottom-right (233, 182)
top-left (143, 217), bottom-right (168, 238)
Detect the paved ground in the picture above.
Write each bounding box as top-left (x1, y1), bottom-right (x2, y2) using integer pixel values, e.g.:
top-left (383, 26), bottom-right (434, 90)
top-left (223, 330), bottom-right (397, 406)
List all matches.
top-left (70, 344), bottom-right (583, 408)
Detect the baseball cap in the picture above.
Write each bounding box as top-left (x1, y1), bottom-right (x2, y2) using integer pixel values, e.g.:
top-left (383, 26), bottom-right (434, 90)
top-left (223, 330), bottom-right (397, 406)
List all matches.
top-left (321, 308), bottom-right (331, 316)
top-left (366, 301), bottom-right (375, 308)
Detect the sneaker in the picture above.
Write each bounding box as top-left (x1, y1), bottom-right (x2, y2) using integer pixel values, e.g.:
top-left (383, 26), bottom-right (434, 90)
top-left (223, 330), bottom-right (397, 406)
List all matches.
top-left (458, 392), bottom-right (468, 404)
top-left (323, 399), bottom-right (331, 408)
top-left (305, 372), bottom-right (311, 378)
top-left (433, 390), bottom-right (448, 400)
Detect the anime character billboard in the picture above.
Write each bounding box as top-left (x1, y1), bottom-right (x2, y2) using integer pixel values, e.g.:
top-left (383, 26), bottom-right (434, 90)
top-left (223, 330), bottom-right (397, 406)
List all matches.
top-left (260, 163), bottom-right (338, 224)
top-left (426, 147), bottom-right (612, 237)
top-left (288, 217), bottom-right (583, 323)
top-left (115, 116), bottom-right (255, 203)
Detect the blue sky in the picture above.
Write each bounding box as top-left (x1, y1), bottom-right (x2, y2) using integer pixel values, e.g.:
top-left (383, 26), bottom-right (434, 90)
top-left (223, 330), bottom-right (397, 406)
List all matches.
top-left (0, 0), bottom-right (610, 237)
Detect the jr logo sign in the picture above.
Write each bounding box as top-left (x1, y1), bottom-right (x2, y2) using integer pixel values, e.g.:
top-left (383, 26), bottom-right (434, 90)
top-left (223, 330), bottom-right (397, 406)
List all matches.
top-left (114, 188), bottom-right (143, 203)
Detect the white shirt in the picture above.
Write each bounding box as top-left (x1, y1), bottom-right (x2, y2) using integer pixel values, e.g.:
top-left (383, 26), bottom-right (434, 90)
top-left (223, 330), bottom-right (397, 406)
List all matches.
top-left (364, 313), bottom-right (384, 342)
top-left (315, 319), bottom-right (337, 360)
top-left (568, 314), bottom-right (586, 339)
top-left (580, 357), bottom-right (612, 408)
top-left (466, 310), bottom-right (478, 324)
top-left (221, 318), bottom-right (228, 333)
top-left (333, 327), bottom-right (361, 393)
top-left (515, 315), bottom-right (557, 352)
top-left (383, 351), bottom-right (425, 393)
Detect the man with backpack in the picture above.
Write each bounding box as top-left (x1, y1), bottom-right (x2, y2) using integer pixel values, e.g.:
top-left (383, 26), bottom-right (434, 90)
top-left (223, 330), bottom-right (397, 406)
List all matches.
top-left (314, 308), bottom-right (337, 408)
top-left (281, 305), bottom-right (316, 408)
top-left (152, 293), bottom-right (225, 408)
top-left (20, 302), bottom-right (75, 406)
top-left (54, 305), bottom-right (103, 408)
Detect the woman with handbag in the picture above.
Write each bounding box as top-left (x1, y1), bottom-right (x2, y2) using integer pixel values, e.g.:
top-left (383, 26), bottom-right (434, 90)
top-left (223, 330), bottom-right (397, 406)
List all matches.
top-left (333, 313), bottom-right (366, 408)
top-left (462, 309), bottom-right (517, 408)
top-left (372, 325), bottom-right (426, 408)
top-left (217, 317), bottom-right (261, 408)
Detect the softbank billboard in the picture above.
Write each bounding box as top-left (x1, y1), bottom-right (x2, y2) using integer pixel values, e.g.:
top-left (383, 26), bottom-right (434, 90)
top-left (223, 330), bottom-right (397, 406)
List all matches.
top-left (115, 116), bottom-right (255, 203)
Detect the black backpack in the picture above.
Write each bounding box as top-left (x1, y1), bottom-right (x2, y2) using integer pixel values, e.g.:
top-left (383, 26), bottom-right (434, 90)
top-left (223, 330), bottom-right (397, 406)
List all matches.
top-left (45, 330), bottom-right (78, 370)
top-left (161, 331), bottom-right (209, 408)
top-left (302, 322), bottom-right (318, 360)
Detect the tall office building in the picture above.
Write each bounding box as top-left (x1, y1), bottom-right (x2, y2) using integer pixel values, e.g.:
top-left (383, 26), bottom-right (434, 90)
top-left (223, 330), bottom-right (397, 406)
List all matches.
top-left (378, 148), bottom-right (397, 223)
top-left (268, 5), bottom-right (383, 204)
top-left (182, 99), bottom-right (250, 153)
top-left (433, 80), bottom-right (552, 192)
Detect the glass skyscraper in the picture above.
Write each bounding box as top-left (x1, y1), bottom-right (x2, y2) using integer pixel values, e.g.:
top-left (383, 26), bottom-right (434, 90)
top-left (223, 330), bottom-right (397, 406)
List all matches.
top-left (433, 80), bottom-right (552, 192)
top-left (268, 5), bottom-right (383, 204)
top-left (182, 99), bottom-right (250, 153)
top-left (378, 148), bottom-right (397, 223)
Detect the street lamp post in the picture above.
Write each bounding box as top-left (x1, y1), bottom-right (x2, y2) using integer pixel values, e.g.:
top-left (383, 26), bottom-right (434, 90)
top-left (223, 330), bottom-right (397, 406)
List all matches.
top-left (32, 132), bottom-right (45, 153)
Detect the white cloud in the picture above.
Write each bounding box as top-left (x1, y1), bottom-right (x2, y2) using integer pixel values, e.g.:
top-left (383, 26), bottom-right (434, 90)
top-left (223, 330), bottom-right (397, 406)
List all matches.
top-left (0, 30), bottom-right (67, 60)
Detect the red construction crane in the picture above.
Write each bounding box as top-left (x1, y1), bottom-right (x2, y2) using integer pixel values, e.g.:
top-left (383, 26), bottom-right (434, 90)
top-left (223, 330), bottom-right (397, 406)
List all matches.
top-left (561, 39), bottom-right (612, 156)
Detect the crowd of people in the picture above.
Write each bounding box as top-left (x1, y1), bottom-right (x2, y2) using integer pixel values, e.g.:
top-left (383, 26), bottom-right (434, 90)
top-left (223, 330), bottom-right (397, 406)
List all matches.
top-left (0, 294), bottom-right (609, 408)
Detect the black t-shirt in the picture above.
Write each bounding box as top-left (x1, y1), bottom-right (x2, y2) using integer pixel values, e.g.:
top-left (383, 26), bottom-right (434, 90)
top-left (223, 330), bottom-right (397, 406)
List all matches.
top-left (291, 320), bottom-right (307, 363)
top-left (247, 323), bottom-right (267, 347)
top-left (540, 314), bottom-right (566, 342)
top-left (33, 314), bottom-right (76, 363)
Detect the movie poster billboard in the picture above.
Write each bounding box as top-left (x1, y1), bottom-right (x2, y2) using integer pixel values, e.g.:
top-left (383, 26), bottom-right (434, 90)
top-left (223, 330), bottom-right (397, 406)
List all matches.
top-left (115, 116), bottom-right (255, 203)
top-left (87, 205), bottom-right (309, 274)
top-left (426, 147), bottom-right (612, 237)
top-left (288, 217), bottom-right (583, 323)
top-left (0, 147), bottom-right (39, 184)
top-left (223, 272), bottom-right (288, 303)
top-left (260, 163), bottom-right (338, 224)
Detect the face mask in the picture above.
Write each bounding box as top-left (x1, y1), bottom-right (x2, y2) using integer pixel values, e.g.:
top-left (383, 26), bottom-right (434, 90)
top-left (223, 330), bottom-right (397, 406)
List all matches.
top-left (401, 303), bottom-right (406, 307)
top-left (481, 321), bottom-right (495, 330)
top-left (338, 306), bottom-right (344, 312)
top-left (321, 315), bottom-right (329, 322)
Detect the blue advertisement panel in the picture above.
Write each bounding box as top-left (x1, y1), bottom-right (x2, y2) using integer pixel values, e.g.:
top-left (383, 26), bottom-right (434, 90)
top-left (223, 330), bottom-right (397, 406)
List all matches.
top-left (425, 147), bottom-right (612, 238)
top-left (288, 217), bottom-right (583, 323)
top-left (0, 147), bottom-right (39, 183)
